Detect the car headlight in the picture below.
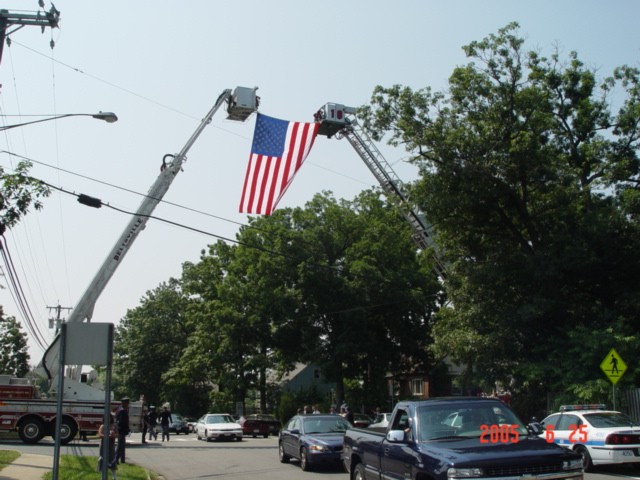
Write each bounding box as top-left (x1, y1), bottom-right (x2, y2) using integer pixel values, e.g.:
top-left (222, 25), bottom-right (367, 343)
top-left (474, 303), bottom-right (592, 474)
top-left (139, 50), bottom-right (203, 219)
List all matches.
top-left (563, 459), bottom-right (583, 470)
top-left (308, 444), bottom-right (328, 452)
top-left (448, 468), bottom-right (485, 478)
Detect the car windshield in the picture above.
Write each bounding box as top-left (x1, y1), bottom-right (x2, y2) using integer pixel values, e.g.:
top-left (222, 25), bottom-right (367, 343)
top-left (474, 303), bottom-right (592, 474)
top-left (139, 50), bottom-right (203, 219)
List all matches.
top-left (584, 412), bottom-right (640, 428)
top-left (303, 417), bottom-right (351, 434)
top-left (416, 403), bottom-right (528, 441)
top-left (206, 415), bottom-right (235, 424)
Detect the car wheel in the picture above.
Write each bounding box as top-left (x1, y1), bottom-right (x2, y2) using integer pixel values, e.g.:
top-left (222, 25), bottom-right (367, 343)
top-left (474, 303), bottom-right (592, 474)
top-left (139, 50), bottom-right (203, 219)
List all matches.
top-left (278, 443), bottom-right (290, 463)
top-left (252, 434), bottom-right (257, 438)
top-left (575, 445), bottom-right (593, 472)
top-left (263, 433), bottom-right (269, 438)
top-left (353, 463), bottom-right (366, 480)
top-left (300, 447), bottom-right (312, 471)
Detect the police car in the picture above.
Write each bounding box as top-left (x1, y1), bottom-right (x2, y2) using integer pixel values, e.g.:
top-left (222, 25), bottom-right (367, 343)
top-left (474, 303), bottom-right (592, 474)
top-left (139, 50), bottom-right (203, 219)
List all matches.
top-left (540, 404), bottom-right (640, 471)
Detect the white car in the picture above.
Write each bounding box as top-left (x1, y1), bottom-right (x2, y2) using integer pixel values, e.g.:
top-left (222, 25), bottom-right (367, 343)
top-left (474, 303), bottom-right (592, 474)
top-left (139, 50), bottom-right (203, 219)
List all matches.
top-left (195, 413), bottom-right (243, 441)
top-left (540, 404), bottom-right (640, 471)
top-left (369, 412), bottom-right (392, 429)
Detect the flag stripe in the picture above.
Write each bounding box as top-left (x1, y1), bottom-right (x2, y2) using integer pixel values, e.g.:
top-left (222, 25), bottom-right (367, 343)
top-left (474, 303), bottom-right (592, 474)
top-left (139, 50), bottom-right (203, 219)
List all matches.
top-left (239, 114), bottom-right (319, 215)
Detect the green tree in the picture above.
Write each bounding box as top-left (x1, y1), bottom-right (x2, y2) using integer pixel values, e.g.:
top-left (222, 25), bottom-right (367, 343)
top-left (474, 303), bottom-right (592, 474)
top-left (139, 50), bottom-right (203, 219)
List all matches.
top-left (360, 23), bottom-right (640, 413)
top-left (0, 160), bottom-right (50, 231)
top-left (278, 191), bottom-right (438, 407)
top-left (114, 278), bottom-right (205, 415)
top-left (0, 309), bottom-right (30, 377)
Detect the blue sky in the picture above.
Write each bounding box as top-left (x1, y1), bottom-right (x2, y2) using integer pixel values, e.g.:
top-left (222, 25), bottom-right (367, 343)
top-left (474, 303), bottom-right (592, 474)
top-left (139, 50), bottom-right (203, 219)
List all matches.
top-left (1, 0), bottom-right (638, 360)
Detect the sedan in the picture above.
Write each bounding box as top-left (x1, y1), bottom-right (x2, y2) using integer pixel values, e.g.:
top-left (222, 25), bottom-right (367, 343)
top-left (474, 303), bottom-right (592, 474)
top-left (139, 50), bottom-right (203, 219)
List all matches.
top-left (169, 413), bottom-right (190, 435)
top-left (369, 412), bottom-right (392, 429)
top-left (352, 413), bottom-right (372, 428)
top-left (195, 413), bottom-right (243, 441)
top-left (240, 414), bottom-right (281, 438)
top-left (540, 404), bottom-right (640, 471)
top-left (278, 414), bottom-right (352, 471)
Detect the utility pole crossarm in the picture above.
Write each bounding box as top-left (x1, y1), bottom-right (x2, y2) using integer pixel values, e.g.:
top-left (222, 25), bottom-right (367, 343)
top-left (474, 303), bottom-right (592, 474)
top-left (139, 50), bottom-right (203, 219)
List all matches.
top-left (0, 6), bottom-right (61, 66)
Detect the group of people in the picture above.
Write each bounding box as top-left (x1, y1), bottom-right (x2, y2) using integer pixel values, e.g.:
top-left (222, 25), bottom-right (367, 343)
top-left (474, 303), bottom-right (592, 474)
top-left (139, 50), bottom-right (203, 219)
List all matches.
top-left (98, 398), bottom-right (175, 475)
top-left (297, 403), bottom-right (356, 423)
top-left (98, 397), bottom-right (131, 474)
top-left (141, 404), bottom-right (173, 442)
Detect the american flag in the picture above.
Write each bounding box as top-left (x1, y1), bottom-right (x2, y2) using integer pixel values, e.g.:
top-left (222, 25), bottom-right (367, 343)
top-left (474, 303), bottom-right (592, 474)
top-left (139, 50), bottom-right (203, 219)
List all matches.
top-left (239, 113), bottom-right (319, 215)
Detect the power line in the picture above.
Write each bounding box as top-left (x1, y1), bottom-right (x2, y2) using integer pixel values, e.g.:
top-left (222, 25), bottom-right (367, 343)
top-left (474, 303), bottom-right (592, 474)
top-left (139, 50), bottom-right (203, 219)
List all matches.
top-left (0, 235), bottom-right (48, 349)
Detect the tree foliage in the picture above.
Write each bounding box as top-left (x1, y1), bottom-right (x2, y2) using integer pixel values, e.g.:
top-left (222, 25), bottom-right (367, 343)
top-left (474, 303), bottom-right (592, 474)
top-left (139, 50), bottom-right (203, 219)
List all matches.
top-left (0, 160), bottom-right (50, 231)
top-left (0, 308), bottom-right (30, 377)
top-left (359, 22), bottom-right (640, 413)
top-left (115, 191), bottom-right (439, 414)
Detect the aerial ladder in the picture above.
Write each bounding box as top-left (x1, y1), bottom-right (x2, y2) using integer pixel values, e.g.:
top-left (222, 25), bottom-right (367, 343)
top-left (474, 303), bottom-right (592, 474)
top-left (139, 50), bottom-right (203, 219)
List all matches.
top-left (38, 86), bottom-right (259, 400)
top-left (314, 103), bottom-right (446, 278)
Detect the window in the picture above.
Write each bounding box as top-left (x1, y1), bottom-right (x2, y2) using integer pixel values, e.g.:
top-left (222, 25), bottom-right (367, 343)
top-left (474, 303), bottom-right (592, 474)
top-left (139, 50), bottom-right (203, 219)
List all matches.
top-left (411, 379), bottom-right (424, 396)
top-left (557, 414), bottom-right (580, 431)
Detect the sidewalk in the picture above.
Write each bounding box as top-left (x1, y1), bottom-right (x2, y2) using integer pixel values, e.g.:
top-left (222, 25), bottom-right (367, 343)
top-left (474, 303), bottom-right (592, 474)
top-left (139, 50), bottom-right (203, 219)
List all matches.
top-left (0, 452), bottom-right (52, 480)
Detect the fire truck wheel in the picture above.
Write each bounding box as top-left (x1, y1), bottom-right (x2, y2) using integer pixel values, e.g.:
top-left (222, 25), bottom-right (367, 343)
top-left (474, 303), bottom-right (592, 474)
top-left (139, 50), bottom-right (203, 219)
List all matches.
top-left (51, 416), bottom-right (78, 445)
top-left (18, 417), bottom-right (46, 444)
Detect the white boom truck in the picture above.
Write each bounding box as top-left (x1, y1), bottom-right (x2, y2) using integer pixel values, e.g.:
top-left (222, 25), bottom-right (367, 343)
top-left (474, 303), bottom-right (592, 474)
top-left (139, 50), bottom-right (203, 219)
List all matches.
top-left (0, 87), bottom-right (259, 444)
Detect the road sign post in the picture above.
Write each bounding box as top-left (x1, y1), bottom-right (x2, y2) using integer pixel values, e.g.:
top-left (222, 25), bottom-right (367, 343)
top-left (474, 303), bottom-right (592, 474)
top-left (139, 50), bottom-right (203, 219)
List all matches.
top-left (600, 348), bottom-right (627, 410)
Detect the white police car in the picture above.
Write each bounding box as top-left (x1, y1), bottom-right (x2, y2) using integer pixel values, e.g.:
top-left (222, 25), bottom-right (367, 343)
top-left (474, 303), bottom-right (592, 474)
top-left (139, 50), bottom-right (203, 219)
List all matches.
top-left (540, 404), bottom-right (640, 471)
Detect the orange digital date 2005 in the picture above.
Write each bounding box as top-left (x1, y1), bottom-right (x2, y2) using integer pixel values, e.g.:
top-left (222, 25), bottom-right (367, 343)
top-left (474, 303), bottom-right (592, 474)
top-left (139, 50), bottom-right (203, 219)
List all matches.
top-left (479, 424), bottom-right (519, 444)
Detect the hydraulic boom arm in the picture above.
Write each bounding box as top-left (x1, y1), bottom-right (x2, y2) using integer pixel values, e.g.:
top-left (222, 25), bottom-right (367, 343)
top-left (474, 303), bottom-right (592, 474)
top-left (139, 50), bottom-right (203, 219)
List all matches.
top-left (40, 87), bottom-right (259, 392)
top-left (315, 103), bottom-right (446, 277)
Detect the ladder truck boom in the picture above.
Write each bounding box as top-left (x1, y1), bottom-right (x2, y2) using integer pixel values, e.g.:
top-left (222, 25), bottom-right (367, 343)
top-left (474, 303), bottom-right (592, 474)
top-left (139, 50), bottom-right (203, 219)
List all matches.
top-left (39, 87), bottom-right (259, 398)
top-left (314, 103), bottom-right (446, 277)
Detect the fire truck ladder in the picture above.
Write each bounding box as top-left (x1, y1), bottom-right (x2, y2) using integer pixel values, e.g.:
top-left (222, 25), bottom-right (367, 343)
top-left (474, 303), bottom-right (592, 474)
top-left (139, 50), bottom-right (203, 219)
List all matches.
top-left (316, 104), bottom-right (446, 277)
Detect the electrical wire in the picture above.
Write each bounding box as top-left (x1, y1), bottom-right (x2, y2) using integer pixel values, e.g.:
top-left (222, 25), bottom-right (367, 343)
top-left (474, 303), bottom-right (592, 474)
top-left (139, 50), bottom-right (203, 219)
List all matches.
top-left (0, 236), bottom-right (48, 350)
top-left (41, 180), bottom-right (339, 272)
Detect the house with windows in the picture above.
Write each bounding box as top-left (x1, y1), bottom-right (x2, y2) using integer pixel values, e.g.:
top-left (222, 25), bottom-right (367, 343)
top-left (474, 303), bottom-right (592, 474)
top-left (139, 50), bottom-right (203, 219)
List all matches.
top-left (277, 363), bottom-right (336, 399)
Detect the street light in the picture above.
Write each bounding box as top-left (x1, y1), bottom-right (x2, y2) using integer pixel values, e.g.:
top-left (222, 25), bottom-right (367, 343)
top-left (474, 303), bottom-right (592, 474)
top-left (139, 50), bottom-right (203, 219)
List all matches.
top-left (0, 112), bottom-right (118, 131)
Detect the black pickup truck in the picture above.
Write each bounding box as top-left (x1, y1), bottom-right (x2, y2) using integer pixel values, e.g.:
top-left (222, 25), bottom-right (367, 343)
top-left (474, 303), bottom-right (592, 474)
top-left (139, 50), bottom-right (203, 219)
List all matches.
top-left (343, 397), bottom-right (583, 480)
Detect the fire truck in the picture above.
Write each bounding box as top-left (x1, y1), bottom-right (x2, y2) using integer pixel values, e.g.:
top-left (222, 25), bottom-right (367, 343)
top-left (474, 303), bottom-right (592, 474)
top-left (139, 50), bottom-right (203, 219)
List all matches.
top-left (0, 86), bottom-right (259, 444)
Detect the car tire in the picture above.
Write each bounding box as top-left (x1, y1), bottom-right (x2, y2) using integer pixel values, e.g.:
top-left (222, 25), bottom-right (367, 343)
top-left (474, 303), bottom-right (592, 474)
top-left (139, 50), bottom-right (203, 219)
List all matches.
top-left (263, 433), bottom-right (269, 438)
top-left (278, 442), bottom-right (290, 463)
top-left (575, 445), bottom-right (593, 472)
top-left (353, 463), bottom-right (366, 480)
top-left (300, 447), bottom-right (312, 471)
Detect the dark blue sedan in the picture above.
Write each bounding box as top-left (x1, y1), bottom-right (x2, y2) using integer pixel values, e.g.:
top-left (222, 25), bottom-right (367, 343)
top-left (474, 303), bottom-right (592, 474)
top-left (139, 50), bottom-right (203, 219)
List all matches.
top-left (278, 414), bottom-right (352, 471)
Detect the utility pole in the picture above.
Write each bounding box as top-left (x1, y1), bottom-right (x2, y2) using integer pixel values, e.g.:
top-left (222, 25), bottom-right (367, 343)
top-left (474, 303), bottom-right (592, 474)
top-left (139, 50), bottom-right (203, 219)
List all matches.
top-left (0, 3), bottom-right (60, 67)
top-left (47, 304), bottom-right (71, 335)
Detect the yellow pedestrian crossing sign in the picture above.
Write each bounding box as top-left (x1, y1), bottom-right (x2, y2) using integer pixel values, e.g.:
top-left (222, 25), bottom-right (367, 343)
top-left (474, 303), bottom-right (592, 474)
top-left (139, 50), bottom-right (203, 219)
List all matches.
top-left (600, 348), bottom-right (627, 384)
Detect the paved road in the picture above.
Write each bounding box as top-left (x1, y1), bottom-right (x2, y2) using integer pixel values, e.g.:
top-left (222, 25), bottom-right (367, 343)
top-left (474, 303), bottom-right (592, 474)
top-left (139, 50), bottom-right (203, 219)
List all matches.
top-left (1, 432), bottom-right (640, 480)
top-left (0, 432), bottom-right (345, 479)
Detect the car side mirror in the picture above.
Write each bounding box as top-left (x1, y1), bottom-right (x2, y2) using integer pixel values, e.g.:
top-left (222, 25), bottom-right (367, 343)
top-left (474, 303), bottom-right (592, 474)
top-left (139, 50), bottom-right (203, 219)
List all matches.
top-left (290, 428), bottom-right (300, 435)
top-left (387, 430), bottom-right (406, 443)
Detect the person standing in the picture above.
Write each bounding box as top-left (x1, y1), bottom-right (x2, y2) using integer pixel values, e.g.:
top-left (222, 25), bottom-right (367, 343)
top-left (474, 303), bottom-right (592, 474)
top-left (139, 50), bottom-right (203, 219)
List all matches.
top-left (115, 397), bottom-right (130, 464)
top-left (98, 414), bottom-right (118, 472)
top-left (148, 405), bottom-right (158, 440)
top-left (159, 405), bottom-right (173, 442)
top-left (141, 406), bottom-right (149, 444)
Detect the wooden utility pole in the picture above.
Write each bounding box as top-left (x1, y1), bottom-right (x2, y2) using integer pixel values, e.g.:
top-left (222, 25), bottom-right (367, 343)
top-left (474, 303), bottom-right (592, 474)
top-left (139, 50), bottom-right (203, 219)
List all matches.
top-left (47, 304), bottom-right (71, 335)
top-left (0, 4), bottom-right (60, 66)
